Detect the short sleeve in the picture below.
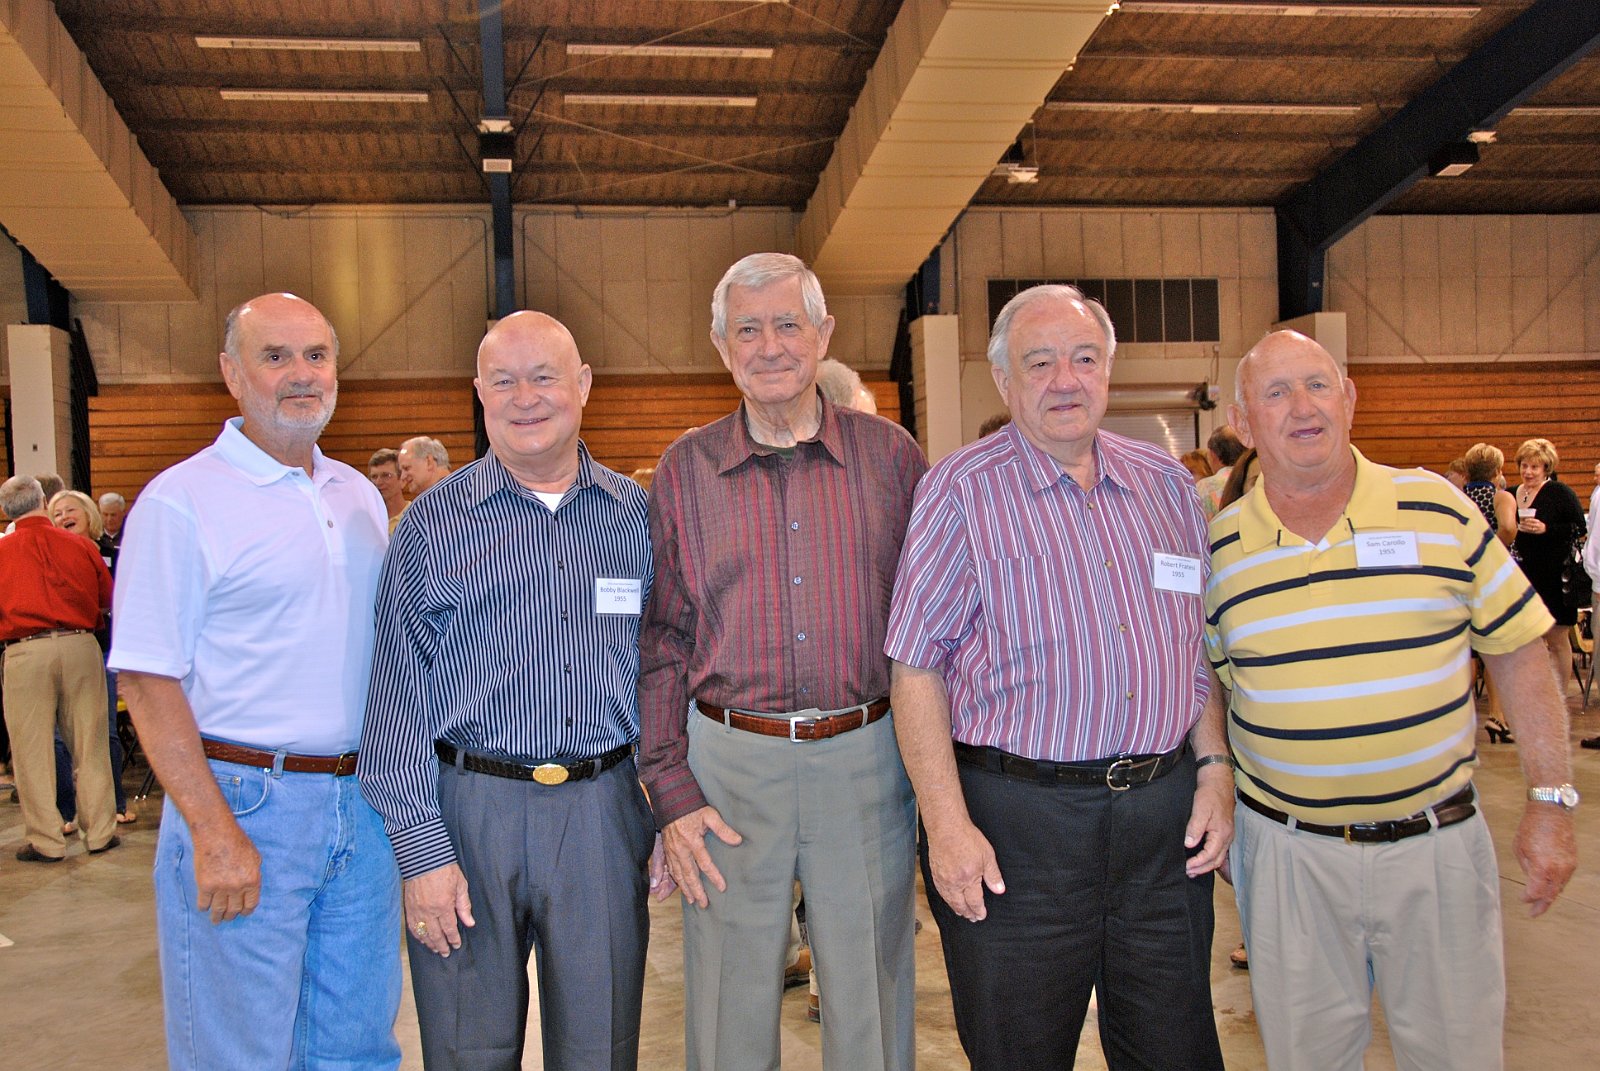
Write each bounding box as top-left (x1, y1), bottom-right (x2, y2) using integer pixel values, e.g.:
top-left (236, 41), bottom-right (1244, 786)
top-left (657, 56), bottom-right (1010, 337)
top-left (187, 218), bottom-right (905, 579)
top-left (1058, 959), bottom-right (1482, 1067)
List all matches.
top-left (884, 473), bottom-right (977, 670)
top-left (106, 494), bottom-right (210, 680)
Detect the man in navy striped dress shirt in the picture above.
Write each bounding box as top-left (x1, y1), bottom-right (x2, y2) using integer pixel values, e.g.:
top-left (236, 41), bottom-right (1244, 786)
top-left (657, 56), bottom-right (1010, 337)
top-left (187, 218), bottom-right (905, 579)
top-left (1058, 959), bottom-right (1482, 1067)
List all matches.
top-left (361, 311), bottom-right (667, 1070)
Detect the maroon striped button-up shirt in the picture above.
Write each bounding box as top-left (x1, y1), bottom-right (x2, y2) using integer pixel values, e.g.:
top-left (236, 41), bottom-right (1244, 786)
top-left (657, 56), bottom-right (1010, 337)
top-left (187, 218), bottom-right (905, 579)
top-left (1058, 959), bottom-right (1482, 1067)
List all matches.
top-left (639, 397), bottom-right (928, 827)
top-left (885, 423), bottom-right (1210, 762)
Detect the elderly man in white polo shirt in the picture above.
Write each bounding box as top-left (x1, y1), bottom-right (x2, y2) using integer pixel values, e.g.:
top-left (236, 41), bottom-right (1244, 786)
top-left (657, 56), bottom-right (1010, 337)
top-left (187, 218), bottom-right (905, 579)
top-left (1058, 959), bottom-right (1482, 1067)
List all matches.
top-left (111, 292), bottom-right (402, 1070)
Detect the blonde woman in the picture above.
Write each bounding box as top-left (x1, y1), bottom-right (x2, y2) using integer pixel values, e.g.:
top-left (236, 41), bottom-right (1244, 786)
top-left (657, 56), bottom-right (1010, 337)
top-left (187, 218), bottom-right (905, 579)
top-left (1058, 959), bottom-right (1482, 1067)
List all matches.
top-left (1512, 438), bottom-right (1585, 695)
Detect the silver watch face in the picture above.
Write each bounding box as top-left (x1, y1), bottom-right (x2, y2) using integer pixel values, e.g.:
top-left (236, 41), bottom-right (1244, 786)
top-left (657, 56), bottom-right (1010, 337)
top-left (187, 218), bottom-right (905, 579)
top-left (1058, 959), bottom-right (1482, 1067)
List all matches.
top-left (1558, 784), bottom-right (1581, 809)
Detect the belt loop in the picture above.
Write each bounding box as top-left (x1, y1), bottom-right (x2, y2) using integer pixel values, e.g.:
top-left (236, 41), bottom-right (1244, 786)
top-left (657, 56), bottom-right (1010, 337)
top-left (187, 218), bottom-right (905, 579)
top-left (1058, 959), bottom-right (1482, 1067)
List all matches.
top-left (271, 749), bottom-right (288, 779)
top-left (721, 704), bottom-right (733, 731)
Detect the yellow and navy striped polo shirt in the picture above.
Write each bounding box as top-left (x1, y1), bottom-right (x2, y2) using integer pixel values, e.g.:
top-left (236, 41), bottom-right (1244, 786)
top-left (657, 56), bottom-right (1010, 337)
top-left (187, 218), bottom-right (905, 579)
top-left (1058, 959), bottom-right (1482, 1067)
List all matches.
top-left (1204, 448), bottom-right (1551, 824)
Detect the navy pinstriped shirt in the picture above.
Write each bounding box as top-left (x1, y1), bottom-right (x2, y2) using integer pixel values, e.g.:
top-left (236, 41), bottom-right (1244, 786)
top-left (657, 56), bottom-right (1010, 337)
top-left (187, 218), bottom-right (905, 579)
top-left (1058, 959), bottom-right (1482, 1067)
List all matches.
top-left (359, 444), bottom-right (652, 879)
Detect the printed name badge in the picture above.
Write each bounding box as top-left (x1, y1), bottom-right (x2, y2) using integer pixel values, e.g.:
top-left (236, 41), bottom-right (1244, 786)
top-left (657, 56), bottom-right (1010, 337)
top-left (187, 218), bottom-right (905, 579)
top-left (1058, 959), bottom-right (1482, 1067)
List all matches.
top-left (595, 578), bottom-right (643, 615)
top-left (1353, 530), bottom-right (1420, 569)
top-left (1152, 552), bottom-right (1203, 595)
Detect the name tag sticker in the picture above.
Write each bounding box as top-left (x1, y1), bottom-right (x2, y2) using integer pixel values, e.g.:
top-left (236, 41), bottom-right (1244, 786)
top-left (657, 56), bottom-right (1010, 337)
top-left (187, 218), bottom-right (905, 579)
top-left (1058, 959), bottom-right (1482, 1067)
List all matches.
top-left (595, 578), bottom-right (643, 615)
top-left (1152, 553), bottom-right (1203, 595)
top-left (1354, 530), bottom-right (1420, 569)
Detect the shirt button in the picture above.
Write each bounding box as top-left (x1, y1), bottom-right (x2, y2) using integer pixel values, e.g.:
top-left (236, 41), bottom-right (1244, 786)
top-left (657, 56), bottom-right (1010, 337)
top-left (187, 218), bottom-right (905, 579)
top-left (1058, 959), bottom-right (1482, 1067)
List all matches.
top-left (792, 576), bottom-right (802, 585)
top-left (790, 521), bottom-right (800, 531)
top-left (1126, 691), bottom-right (1134, 700)
top-left (1105, 560), bottom-right (1113, 568)
top-left (1119, 623), bottom-right (1128, 632)
top-left (326, 519), bottom-right (333, 529)
top-left (797, 632), bottom-right (807, 642)
top-left (564, 664), bottom-right (572, 675)
top-left (557, 561), bottom-right (564, 570)
top-left (1087, 501), bottom-right (1096, 510)
top-left (801, 686), bottom-right (811, 695)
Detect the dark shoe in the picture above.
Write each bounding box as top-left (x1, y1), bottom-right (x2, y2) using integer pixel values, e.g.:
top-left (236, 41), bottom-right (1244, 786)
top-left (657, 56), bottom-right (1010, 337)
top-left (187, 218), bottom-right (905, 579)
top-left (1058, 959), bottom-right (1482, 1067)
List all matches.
top-left (1581, 735), bottom-right (1600, 750)
top-left (16, 844), bottom-right (64, 863)
top-left (1486, 720), bottom-right (1515, 745)
top-left (783, 947), bottom-right (812, 989)
top-left (87, 835), bottom-right (121, 855)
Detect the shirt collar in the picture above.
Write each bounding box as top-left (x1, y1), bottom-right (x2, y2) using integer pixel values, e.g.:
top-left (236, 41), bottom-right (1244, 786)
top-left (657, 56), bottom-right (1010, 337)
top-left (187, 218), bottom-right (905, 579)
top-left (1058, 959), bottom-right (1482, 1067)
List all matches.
top-left (1238, 446), bottom-right (1390, 551)
top-left (214, 416), bottom-right (336, 488)
top-left (714, 393), bottom-right (846, 476)
top-left (463, 440), bottom-right (620, 509)
top-left (1005, 422), bottom-right (1135, 495)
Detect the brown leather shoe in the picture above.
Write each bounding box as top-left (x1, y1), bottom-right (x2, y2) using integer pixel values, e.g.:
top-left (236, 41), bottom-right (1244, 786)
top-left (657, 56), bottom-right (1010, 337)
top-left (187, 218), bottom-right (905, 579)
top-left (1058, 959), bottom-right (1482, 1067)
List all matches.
top-left (87, 835), bottom-right (122, 855)
top-left (16, 844), bottom-right (64, 863)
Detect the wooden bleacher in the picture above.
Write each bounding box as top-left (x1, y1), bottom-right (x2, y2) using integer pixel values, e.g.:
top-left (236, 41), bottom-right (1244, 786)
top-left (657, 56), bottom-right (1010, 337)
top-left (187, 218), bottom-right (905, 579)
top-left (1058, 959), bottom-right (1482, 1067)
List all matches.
top-left (1348, 360), bottom-right (1600, 504)
top-left (89, 373), bottom-right (903, 500)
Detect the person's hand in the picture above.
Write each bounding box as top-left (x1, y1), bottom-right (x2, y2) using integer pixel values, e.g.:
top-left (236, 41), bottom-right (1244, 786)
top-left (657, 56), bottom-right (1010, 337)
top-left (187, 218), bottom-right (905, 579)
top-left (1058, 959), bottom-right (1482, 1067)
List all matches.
top-left (662, 806), bottom-right (743, 908)
top-left (404, 863), bottom-right (475, 957)
top-left (648, 832), bottom-right (677, 902)
top-left (1514, 804), bottom-right (1577, 917)
top-left (191, 818), bottom-right (261, 923)
top-left (926, 818), bottom-right (1005, 922)
top-left (1185, 764), bottom-right (1235, 877)
top-left (1519, 516), bottom-right (1546, 535)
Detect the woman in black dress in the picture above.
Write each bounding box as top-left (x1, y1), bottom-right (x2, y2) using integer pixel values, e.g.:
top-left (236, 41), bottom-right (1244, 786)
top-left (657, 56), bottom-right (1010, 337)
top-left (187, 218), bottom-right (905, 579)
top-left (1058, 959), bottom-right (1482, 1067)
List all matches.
top-left (1512, 437), bottom-right (1585, 696)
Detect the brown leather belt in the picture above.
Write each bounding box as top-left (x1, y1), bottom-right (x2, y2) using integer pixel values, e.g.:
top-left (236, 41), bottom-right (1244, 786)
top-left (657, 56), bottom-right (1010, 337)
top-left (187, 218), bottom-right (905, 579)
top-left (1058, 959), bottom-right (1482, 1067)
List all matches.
top-left (202, 738), bottom-right (359, 776)
top-left (1239, 785), bottom-right (1476, 843)
top-left (696, 698), bottom-right (889, 742)
top-left (4, 627), bottom-right (90, 648)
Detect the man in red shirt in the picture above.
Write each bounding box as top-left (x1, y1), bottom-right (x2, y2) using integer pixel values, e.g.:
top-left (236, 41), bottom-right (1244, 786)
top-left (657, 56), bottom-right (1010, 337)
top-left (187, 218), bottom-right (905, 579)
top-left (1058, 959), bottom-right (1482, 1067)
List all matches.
top-left (0, 475), bottom-right (116, 861)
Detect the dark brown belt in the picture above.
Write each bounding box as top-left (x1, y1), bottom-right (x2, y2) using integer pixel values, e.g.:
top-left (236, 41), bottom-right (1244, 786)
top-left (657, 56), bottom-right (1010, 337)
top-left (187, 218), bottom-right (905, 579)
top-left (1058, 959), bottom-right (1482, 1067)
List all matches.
top-left (696, 698), bottom-right (889, 742)
top-left (1239, 785), bottom-right (1476, 843)
top-left (4, 627), bottom-right (90, 648)
top-left (202, 738), bottom-right (359, 776)
top-left (953, 741), bottom-right (1186, 790)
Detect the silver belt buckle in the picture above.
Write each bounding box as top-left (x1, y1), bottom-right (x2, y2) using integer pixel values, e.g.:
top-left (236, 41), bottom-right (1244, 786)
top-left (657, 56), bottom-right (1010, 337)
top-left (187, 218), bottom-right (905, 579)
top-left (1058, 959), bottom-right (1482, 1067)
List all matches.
top-left (1105, 757), bottom-right (1135, 791)
top-left (788, 708), bottom-right (823, 742)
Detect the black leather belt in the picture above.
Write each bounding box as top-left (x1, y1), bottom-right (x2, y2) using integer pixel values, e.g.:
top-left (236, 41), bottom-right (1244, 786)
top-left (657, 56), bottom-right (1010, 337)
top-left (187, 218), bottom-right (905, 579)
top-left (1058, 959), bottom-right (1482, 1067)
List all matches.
top-left (1238, 785), bottom-right (1476, 843)
top-left (953, 742), bottom-right (1186, 791)
top-left (434, 740), bottom-right (633, 786)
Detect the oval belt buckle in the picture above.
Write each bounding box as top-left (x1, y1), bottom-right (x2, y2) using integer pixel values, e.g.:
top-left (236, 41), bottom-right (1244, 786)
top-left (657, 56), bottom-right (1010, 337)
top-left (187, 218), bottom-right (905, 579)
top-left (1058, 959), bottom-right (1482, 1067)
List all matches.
top-left (1105, 757), bottom-right (1134, 791)
top-left (533, 763), bottom-right (570, 786)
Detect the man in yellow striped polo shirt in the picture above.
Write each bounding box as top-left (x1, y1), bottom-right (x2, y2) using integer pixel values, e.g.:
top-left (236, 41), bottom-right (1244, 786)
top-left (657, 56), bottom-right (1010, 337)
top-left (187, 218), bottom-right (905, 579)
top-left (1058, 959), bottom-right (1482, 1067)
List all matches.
top-left (1205, 330), bottom-right (1577, 1071)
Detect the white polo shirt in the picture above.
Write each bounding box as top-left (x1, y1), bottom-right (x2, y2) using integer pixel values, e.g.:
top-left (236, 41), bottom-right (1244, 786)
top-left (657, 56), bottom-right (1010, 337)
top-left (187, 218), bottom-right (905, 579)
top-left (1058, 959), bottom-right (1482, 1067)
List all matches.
top-left (109, 418), bottom-right (388, 754)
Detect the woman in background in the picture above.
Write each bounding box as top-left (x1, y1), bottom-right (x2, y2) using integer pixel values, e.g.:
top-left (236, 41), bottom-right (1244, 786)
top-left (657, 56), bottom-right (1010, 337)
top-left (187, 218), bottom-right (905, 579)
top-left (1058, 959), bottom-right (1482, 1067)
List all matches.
top-left (1512, 438), bottom-right (1585, 697)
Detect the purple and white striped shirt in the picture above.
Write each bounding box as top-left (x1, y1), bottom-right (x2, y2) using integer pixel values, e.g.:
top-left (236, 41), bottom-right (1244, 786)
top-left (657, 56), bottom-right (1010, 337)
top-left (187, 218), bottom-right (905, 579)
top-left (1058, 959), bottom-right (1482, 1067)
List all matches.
top-left (884, 423), bottom-right (1210, 762)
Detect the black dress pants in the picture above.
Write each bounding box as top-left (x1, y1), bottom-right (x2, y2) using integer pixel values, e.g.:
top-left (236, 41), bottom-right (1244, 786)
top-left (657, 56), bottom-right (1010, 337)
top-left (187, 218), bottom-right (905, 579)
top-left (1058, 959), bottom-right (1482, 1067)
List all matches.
top-left (922, 755), bottom-right (1224, 1070)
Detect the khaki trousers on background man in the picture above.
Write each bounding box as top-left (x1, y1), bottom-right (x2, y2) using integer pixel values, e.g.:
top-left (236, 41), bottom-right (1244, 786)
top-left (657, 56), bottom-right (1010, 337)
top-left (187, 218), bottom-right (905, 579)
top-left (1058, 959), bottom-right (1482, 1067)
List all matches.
top-left (3, 632), bottom-right (115, 857)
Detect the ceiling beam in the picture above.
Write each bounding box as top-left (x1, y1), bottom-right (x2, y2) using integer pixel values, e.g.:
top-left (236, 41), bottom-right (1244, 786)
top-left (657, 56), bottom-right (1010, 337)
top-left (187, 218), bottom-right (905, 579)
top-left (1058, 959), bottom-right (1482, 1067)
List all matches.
top-left (1275, 0), bottom-right (1600, 319)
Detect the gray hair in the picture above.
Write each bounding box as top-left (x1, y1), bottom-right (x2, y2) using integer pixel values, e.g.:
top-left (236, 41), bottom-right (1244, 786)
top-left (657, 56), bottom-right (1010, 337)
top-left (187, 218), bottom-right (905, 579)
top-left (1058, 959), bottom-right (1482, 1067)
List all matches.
top-left (223, 293), bottom-right (340, 362)
top-left (985, 284), bottom-right (1117, 367)
top-left (98, 492), bottom-right (126, 512)
top-left (0, 476), bottom-right (45, 520)
top-left (400, 436), bottom-right (450, 469)
top-left (814, 359), bottom-right (865, 408)
top-left (710, 253), bottom-right (828, 340)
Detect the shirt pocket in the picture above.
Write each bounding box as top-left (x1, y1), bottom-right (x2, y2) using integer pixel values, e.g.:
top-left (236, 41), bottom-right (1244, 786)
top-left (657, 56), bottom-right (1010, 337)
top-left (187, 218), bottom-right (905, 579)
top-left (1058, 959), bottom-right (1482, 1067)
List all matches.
top-left (975, 554), bottom-right (1061, 681)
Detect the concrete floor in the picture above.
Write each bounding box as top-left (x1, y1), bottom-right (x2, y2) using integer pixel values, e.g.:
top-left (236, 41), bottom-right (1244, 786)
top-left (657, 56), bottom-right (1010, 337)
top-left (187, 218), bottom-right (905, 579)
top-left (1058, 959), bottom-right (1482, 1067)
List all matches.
top-left (3, 703), bottom-right (1599, 1070)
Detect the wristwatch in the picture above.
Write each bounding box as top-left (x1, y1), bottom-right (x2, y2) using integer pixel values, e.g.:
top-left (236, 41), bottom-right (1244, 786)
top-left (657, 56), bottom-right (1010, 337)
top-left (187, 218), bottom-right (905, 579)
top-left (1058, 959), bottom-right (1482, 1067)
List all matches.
top-left (1527, 784), bottom-right (1580, 811)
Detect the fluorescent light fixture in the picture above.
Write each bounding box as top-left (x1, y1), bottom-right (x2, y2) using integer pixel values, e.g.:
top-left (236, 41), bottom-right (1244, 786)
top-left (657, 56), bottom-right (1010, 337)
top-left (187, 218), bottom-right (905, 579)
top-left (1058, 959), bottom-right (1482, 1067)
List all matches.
top-left (991, 163), bottom-right (1040, 184)
top-left (1113, 2), bottom-right (1478, 15)
top-left (1428, 141), bottom-right (1478, 177)
top-left (220, 89), bottom-right (430, 103)
top-left (197, 35), bottom-right (421, 52)
top-left (1513, 105), bottom-right (1600, 116)
top-left (1046, 100), bottom-right (1362, 115)
top-left (563, 93), bottom-right (758, 107)
top-left (566, 43), bottom-right (774, 59)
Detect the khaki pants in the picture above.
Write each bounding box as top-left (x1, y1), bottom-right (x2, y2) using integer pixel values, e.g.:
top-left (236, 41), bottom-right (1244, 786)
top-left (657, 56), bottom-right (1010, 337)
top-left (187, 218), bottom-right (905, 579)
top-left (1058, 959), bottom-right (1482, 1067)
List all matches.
top-left (3, 632), bottom-right (115, 856)
top-left (1233, 797), bottom-right (1505, 1071)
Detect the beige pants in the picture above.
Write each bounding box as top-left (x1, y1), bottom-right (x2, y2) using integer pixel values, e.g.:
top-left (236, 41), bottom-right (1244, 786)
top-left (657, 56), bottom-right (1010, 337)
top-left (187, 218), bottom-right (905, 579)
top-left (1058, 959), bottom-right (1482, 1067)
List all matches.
top-left (3, 632), bottom-right (115, 856)
top-left (1233, 797), bottom-right (1505, 1071)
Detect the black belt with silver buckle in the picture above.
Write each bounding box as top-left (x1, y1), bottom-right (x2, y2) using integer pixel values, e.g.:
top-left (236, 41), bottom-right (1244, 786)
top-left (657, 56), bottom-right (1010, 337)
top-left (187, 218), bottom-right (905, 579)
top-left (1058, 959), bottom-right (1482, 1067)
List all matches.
top-left (434, 740), bottom-right (633, 786)
top-left (953, 742), bottom-right (1186, 791)
top-left (1238, 785), bottom-right (1476, 843)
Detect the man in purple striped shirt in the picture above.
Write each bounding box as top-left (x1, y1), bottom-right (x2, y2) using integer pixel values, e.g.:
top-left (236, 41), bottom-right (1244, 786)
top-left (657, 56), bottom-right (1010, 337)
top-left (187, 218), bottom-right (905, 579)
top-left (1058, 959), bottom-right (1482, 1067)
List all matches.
top-left (885, 284), bottom-right (1232, 1070)
top-left (639, 253), bottom-right (926, 1071)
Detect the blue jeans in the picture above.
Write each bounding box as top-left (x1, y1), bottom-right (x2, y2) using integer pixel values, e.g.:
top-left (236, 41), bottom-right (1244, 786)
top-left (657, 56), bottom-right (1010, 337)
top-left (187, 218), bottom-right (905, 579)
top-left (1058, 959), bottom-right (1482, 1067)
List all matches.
top-left (154, 758), bottom-right (403, 1070)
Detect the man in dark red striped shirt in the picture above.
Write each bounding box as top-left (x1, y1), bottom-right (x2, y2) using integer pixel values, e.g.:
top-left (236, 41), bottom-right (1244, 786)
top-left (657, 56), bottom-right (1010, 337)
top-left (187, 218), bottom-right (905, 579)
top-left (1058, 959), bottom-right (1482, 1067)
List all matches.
top-left (0, 474), bottom-right (116, 862)
top-left (639, 253), bottom-right (927, 1071)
